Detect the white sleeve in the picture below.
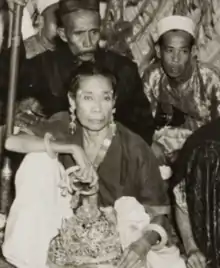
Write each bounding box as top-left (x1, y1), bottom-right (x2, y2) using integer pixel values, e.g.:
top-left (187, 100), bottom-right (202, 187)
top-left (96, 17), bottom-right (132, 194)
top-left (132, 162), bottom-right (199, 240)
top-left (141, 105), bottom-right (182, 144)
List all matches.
top-left (36, 0), bottom-right (60, 14)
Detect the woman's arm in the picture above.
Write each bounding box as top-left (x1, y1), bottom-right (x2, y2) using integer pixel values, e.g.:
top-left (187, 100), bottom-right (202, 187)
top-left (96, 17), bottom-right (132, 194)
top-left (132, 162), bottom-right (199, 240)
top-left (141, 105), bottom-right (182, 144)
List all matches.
top-left (5, 133), bottom-right (98, 185)
top-left (5, 133), bottom-right (75, 155)
top-left (175, 203), bottom-right (206, 268)
top-left (175, 203), bottom-right (198, 254)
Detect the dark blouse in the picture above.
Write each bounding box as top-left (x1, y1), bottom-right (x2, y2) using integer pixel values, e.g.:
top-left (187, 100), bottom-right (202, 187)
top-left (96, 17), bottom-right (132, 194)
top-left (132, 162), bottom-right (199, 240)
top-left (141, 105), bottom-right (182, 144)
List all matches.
top-left (30, 112), bottom-right (169, 211)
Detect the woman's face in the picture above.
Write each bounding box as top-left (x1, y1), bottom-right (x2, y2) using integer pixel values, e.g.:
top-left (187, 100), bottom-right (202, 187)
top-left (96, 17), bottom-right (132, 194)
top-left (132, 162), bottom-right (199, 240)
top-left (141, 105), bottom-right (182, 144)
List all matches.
top-left (69, 75), bottom-right (115, 132)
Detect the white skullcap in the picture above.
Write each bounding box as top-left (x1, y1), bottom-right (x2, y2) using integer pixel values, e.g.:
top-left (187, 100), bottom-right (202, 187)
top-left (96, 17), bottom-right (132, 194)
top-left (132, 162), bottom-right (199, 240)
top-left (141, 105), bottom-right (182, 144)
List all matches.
top-left (157, 15), bottom-right (196, 40)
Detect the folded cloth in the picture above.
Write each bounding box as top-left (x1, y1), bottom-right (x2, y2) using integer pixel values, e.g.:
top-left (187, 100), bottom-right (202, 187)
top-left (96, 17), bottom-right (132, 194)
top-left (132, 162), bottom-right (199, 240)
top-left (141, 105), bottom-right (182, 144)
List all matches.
top-left (115, 196), bottom-right (186, 268)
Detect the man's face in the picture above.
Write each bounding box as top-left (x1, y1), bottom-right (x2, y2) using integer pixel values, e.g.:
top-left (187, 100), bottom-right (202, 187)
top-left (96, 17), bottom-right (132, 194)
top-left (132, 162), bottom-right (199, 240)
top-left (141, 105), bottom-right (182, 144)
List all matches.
top-left (63, 10), bottom-right (100, 61)
top-left (159, 30), bottom-right (193, 79)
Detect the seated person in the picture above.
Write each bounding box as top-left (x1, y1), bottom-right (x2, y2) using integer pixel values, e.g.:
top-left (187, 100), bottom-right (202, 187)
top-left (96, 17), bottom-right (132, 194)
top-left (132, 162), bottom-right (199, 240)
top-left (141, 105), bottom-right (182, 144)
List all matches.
top-left (0, 0), bottom-right (154, 145)
top-left (173, 118), bottom-right (220, 268)
top-left (143, 15), bottom-right (220, 164)
top-left (2, 62), bottom-right (185, 268)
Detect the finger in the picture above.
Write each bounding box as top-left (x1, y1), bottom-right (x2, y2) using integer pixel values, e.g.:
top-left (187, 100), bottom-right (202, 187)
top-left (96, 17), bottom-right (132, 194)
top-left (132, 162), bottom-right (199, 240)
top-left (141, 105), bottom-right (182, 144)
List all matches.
top-left (81, 168), bottom-right (92, 183)
top-left (196, 253), bottom-right (206, 268)
top-left (132, 259), bottom-right (144, 268)
top-left (124, 253), bottom-right (140, 268)
top-left (72, 169), bottom-right (84, 181)
top-left (86, 166), bottom-right (98, 185)
top-left (14, 0), bottom-right (27, 6)
top-left (90, 169), bottom-right (98, 186)
top-left (117, 248), bottom-right (130, 267)
top-left (118, 250), bottom-right (139, 268)
top-left (187, 255), bottom-right (202, 268)
top-left (191, 253), bottom-right (206, 268)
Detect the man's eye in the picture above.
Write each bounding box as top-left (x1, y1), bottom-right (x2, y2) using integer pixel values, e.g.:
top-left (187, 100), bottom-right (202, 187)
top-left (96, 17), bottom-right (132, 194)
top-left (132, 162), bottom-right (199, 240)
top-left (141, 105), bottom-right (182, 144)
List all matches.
top-left (182, 49), bottom-right (189, 54)
top-left (166, 48), bottom-right (173, 53)
top-left (73, 32), bottom-right (83, 37)
top-left (91, 30), bottom-right (99, 35)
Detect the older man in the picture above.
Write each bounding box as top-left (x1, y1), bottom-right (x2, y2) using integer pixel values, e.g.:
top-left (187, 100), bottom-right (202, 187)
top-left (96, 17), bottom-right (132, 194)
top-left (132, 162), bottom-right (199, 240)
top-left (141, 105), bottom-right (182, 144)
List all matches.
top-left (143, 15), bottom-right (220, 162)
top-left (0, 0), bottom-right (154, 144)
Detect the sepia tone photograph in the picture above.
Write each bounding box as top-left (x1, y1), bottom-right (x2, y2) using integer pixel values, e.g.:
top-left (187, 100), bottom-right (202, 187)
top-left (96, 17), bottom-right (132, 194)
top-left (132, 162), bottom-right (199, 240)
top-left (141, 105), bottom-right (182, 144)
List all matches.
top-left (0, 0), bottom-right (219, 267)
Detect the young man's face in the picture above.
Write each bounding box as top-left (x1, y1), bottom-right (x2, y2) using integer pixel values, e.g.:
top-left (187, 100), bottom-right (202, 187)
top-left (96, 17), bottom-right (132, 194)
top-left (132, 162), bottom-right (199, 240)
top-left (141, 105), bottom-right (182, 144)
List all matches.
top-left (62, 10), bottom-right (100, 61)
top-left (159, 30), bottom-right (193, 79)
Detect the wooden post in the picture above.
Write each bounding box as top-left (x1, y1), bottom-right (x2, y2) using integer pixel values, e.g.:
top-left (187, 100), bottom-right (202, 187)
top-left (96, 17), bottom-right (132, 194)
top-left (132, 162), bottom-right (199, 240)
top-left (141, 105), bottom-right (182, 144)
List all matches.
top-left (0, 3), bottom-right (23, 215)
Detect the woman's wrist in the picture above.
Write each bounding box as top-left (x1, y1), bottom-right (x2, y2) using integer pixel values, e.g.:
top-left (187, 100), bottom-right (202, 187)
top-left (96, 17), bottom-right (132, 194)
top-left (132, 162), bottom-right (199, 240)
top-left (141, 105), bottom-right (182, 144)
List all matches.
top-left (143, 223), bottom-right (168, 250)
top-left (50, 142), bottom-right (75, 155)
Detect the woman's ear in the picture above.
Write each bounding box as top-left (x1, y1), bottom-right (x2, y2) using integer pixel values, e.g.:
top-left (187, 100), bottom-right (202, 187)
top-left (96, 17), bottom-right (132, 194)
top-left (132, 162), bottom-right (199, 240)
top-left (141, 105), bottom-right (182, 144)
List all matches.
top-left (155, 44), bottom-right (161, 59)
top-left (67, 93), bottom-right (76, 111)
top-left (57, 27), bottom-right (68, 42)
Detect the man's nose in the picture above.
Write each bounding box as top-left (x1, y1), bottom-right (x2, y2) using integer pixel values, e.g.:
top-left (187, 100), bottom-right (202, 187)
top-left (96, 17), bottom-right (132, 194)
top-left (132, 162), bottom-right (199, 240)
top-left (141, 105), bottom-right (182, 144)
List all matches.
top-left (172, 51), bottom-right (180, 62)
top-left (83, 32), bottom-right (92, 48)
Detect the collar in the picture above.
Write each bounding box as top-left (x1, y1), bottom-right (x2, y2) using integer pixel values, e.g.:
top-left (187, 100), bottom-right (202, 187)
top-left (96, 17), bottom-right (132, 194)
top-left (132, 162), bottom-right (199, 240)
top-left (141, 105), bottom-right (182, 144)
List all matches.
top-left (160, 60), bottom-right (197, 89)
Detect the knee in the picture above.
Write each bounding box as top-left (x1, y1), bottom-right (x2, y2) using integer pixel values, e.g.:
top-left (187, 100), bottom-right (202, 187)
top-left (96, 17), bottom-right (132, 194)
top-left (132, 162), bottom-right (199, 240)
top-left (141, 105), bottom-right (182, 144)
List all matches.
top-left (15, 152), bottom-right (60, 198)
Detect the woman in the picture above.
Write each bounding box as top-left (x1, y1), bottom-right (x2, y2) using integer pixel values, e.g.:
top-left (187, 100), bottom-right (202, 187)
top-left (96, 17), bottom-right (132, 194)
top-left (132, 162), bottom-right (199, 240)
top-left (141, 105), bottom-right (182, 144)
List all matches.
top-left (2, 62), bottom-right (183, 268)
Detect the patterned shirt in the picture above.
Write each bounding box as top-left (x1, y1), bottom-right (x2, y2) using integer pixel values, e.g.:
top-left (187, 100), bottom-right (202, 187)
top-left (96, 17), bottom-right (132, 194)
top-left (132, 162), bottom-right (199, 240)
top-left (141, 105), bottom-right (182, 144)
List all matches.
top-left (143, 61), bottom-right (220, 154)
top-left (143, 61), bottom-right (220, 131)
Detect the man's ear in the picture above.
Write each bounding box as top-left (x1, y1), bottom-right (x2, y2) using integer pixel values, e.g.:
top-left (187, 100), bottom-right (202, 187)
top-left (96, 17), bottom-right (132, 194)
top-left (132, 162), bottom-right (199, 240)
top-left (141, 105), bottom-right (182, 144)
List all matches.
top-left (191, 44), bottom-right (197, 58)
top-left (155, 44), bottom-right (161, 59)
top-left (57, 27), bottom-right (68, 42)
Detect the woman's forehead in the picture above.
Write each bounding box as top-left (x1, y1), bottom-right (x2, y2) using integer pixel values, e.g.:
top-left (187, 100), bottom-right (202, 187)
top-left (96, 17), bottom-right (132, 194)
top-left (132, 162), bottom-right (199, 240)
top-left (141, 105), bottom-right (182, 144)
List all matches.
top-left (78, 75), bottom-right (113, 93)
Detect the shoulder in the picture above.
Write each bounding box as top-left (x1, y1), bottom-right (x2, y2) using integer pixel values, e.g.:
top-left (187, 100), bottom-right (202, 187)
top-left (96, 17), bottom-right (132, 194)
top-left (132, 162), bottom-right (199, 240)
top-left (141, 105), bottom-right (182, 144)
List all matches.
top-left (117, 123), bottom-right (153, 158)
top-left (28, 111), bottom-right (70, 139)
top-left (183, 118), bottom-right (220, 150)
top-left (97, 48), bottom-right (138, 71)
top-left (197, 62), bottom-right (220, 83)
top-left (36, 41), bottom-right (73, 61)
top-left (142, 61), bottom-right (162, 85)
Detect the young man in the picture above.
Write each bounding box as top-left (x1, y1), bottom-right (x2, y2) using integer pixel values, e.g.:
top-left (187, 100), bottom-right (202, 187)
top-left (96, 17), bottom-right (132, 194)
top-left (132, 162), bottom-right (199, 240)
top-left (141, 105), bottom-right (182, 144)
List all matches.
top-left (143, 15), bottom-right (220, 162)
top-left (0, 0), bottom-right (154, 144)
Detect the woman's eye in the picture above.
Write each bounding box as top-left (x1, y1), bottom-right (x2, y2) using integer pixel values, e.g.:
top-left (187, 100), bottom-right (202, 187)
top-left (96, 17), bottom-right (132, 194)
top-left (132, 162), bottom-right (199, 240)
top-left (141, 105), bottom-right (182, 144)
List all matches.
top-left (83, 95), bottom-right (93, 100)
top-left (104, 96), bottom-right (112, 101)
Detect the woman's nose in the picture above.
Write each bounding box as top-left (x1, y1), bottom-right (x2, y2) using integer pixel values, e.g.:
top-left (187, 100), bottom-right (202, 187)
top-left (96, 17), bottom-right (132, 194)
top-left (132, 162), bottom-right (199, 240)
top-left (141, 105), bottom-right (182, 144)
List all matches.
top-left (92, 101), bottom-right (102, 112)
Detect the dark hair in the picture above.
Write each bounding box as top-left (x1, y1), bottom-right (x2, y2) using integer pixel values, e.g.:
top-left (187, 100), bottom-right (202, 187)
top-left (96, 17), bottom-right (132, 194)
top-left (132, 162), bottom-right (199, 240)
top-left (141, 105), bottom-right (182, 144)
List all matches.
top-left (158, 29), bottom-right (195, 48)
top-left (68, 62), bottom-right (117, 98)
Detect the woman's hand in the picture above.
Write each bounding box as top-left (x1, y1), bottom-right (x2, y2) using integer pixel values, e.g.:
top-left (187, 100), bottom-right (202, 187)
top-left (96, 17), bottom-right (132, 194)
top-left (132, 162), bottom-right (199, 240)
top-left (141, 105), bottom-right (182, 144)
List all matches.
top-left (71, 145), bottom-right (98, 186)
top-left (71, 165), bottom-right (98, 187)
top-left (187, 250), bottom-right (206, 268)
top-left (118, 236), bottom-right (151, 268)
top-left (7, 0), bottom-right (28, 7)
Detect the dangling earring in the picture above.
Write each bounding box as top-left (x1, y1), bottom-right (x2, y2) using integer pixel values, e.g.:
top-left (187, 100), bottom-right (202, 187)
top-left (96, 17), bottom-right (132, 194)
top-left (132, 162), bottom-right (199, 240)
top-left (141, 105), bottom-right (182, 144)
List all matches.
top-left (110, 108), bottom-right (116, 135)
top-left (69, 103), bottom-right (76, 134)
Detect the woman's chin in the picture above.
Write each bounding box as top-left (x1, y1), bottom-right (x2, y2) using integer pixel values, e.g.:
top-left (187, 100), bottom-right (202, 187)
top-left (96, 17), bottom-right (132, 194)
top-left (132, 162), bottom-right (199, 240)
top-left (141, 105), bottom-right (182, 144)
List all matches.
top-left (81, 120), bottom-right (109, 132)
top-left (84, 124), bottom-right (107, 132)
